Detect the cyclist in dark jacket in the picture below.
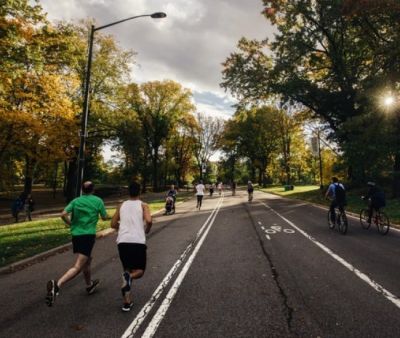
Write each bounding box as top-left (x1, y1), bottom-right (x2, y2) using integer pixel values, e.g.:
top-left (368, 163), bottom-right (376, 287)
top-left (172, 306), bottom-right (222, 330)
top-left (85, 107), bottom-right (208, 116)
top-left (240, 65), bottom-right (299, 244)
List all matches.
top-left (363, 182), bottom-right (386, 223)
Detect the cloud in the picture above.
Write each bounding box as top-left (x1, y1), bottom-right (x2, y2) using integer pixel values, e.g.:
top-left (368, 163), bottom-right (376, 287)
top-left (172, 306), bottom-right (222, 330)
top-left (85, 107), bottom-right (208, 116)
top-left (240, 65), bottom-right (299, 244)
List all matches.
top-left (39, 0), bottom-right (273, 117)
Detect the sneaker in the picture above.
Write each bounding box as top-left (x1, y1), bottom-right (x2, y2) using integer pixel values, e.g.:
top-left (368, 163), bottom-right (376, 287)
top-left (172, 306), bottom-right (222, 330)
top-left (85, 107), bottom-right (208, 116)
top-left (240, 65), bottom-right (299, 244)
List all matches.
top-left (122, 302), bottom-right (133, 312)
top-left (86, 279), bottom-right (100, 295)
top-left (121, 272), bottom-right (131, 296)
top-left (45, 280), bottom-right (59, 307)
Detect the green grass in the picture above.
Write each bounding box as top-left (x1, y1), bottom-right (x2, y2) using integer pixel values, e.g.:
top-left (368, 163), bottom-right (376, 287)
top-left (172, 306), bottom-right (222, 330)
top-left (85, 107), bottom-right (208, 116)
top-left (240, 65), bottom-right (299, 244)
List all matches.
top-left (0, 195), bottom-right (192, 268)
top-left (259, 185), bottom-right (400, 225)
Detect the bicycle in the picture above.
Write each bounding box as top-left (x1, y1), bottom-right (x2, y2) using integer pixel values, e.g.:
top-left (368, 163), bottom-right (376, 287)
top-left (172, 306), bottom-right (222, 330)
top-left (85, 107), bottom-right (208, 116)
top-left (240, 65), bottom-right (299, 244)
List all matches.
top-left (327, 206), bottom-right (348, 235)
top-left (359, 201), bottom-right (390, 235)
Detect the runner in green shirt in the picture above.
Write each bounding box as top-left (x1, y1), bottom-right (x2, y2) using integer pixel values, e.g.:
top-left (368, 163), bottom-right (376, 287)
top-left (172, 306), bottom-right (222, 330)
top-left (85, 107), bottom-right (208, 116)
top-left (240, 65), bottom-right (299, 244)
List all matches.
top-left (46, 181), bottom-right (109, 307)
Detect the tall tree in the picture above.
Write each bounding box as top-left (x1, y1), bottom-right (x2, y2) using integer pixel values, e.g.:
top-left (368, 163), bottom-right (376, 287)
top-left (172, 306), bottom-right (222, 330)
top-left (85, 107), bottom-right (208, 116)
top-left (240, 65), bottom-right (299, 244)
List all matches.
top-left (124, 81), bottom-right (195, 191)
top-left (192, 113), bottom-right (224, 180)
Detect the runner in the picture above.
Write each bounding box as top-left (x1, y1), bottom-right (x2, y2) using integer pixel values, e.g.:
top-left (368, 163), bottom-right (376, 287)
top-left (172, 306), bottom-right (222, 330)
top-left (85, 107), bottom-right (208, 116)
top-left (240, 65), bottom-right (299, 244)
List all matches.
top-left (217, 182), bottom-right (223, 196)
top-left (111, 181), bottom-right (152, 312)
top-left (195, 180), bottom-right (205, 210)
top-left (45, 181), bottom-right (109, 307)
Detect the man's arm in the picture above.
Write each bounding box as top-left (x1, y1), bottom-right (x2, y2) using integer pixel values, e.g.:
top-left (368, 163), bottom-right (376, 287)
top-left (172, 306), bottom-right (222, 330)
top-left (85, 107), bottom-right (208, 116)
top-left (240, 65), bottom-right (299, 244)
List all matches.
top-left (61, 210), bottom-right (71, 226)
top-left (325, 185), bottom-right (331, 199)
top-left (142, 203), bottom-right (152, 234)
top-left (111, 205), bottom-right (121, 230)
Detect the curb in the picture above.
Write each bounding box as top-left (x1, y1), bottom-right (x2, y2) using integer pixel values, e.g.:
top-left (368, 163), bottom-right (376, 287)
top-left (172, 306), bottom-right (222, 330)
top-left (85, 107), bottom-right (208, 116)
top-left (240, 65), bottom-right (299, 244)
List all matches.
top-left (0, 198), bottom-right (191, 275)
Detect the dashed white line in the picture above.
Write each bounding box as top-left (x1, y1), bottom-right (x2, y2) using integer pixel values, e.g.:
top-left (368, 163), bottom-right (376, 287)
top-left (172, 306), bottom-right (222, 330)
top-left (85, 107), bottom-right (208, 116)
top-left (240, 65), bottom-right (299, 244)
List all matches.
top-left (258, 221), bottom-right (262, 225)
top-left (260, 201), bottom-right (400, 310)
top-left (141, 197), bottom-right (224, 338)
top-left (265, 234), bottom-right (271, 240)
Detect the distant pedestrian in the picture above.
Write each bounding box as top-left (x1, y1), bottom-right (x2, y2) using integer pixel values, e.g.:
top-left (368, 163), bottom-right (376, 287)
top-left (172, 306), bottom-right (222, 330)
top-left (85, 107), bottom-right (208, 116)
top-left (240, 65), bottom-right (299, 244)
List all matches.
top-left (195, 180), bottom-right (205, 210)
top-left (217, 182), bottom-right (223, 196)
top-left (11, 193), bottom-right (26, 223)
top-left (111, 181), bottom-right (152, 312)
top-left (45, 181), bottom-right (109, 307)
top-left (247, 181), bottom-right (254, 202)
top-left (24, 194), bottom-right (35, 221)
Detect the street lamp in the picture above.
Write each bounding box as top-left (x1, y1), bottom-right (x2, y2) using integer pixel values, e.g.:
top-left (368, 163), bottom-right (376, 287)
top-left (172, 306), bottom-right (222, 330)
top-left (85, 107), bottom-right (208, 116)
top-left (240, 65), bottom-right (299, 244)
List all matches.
top-left (76, 12), bottom-right (166, 197)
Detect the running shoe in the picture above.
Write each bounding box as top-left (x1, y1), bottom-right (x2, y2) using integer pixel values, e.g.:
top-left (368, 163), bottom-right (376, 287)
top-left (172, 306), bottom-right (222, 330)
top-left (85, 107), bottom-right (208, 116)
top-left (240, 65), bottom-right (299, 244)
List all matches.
top-left (45, 280), bottom-right (59, 307)
top-left (122, 302), bottom-right (134, 312)
top-left (121, 271), bottom-right (132, 296)
top-left (86, 279), bottom-right (100, 295)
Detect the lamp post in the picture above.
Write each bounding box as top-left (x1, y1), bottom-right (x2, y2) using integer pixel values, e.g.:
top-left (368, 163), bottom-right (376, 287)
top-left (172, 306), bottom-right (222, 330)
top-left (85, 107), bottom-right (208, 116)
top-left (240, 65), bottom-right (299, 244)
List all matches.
top-left (76, 12), bottom-right (166, 197)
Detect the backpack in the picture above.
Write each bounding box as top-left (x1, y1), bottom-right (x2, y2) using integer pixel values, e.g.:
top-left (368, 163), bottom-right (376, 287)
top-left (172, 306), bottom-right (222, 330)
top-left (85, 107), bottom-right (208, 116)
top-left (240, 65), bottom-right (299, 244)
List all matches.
top-left (334, 184), bottom-right (346, 204)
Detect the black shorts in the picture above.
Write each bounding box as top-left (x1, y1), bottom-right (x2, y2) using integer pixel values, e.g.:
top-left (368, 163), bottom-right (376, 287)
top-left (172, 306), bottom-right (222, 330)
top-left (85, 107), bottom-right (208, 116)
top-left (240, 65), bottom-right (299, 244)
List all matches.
top-left (72, 235), bottom-right (96, 257)
top-left (118, 243), bottom-right (147, 271)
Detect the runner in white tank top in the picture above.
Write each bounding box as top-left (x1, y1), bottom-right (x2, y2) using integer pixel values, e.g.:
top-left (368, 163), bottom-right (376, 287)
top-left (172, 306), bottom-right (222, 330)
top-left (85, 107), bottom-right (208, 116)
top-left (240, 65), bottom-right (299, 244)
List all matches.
top-left (111, 181), bottom-right (152, 312)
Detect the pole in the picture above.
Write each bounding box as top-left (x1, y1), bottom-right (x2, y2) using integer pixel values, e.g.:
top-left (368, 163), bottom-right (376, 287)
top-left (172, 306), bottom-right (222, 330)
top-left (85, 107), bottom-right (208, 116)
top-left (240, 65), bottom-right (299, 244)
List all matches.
top-left (317, 129), bottom-right (323, 190)
top-left (76, 25), bottom-right (95, 197)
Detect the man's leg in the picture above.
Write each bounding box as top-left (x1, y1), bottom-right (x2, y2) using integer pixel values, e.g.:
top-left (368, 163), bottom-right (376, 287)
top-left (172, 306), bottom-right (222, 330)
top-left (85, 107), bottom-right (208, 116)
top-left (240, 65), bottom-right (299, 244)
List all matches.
top-left (82, 257), bottom-right (93, 286)
top-left (123, 269), bottom-right (144, 305)
top-left (330, 201), bottom-right (336, 223)
top-left (367, 205), bottom-right (373, 223)
top-left (57, 254), bottom-right (90, 288)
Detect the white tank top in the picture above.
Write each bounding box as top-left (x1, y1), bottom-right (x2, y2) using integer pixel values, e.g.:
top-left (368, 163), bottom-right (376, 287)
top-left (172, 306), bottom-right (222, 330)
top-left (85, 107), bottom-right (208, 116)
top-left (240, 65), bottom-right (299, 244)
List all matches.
top-left (116, 200), bottom-right (146, 244)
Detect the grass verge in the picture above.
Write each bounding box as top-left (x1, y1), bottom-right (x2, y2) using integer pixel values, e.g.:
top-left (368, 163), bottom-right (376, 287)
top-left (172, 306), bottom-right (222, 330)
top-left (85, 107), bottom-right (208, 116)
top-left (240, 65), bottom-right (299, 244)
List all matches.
top-left (258, 185), bottom-right (400, 225)
top-left (0, 195), bottom-right (190, 268)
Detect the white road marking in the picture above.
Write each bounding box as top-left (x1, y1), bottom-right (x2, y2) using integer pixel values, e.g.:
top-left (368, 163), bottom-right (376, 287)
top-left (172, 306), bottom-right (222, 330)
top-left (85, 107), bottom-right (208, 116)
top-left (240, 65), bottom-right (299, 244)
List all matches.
top-left (265, 229), bottom-right (276, 234)
top-left (121, 198), bottom-right (223, 338)
top-left (258, 221), bottom-right (262, 225)
top-left (260, 201), bottom-right (400, 310)
top-left (283, 229), bottom-right (295, 234)
top-left (141, 197), bottom-right (224, 338)
top-left (261, 226), bottom-right (266, 231)
top-left (265, 234), bottom-right (271, 240)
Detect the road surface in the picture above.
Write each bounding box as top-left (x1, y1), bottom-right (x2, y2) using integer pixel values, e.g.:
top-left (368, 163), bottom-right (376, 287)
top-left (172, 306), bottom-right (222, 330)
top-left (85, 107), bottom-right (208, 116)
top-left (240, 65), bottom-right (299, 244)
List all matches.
top-left (1, 190), bottom-right (399, 337)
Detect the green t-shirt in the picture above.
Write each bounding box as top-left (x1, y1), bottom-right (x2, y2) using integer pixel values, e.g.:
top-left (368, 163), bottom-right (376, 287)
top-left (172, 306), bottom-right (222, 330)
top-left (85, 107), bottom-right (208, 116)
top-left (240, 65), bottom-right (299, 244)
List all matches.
top-left (64, 194), bottom-right (107, 236)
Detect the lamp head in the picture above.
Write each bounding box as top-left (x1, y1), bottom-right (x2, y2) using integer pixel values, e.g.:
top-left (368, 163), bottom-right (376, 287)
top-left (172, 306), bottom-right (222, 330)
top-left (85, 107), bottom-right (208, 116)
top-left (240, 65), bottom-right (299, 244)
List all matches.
top-left (151, 12), bottom-right (167, 19)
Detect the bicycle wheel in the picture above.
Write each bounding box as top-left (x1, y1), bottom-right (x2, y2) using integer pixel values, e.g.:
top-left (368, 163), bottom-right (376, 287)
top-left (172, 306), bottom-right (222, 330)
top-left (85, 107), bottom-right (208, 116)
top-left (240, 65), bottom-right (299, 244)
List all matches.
top-left (327, 210), bottom-right (335, 229)
top-left (377, 212), bottom-right (390, 235)
top-left (359, 209), bottom-right (371, 229)
top-left (338, 212), bottom-right (348, 235)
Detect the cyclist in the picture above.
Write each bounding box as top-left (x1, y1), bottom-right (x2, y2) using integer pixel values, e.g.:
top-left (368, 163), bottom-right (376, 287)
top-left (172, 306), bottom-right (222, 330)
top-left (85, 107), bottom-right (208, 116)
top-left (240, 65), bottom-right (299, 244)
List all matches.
top-left (363, 182), bottom-right (386, 223)
top-left (325, 177), bottom-right (346, 224)
top-left (247, 181), bottom-right (254, 202)
top-left (166, 184), bottom-right (177, 212)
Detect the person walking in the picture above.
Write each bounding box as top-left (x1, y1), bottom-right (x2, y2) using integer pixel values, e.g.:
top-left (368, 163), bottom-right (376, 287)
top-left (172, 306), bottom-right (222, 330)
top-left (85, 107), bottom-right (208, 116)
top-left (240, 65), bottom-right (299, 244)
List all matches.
top-left (247, 181), bottom-right (254, 202)
top-left (111, 181), bottom-right (152, 312)
top-left (24, 194), bottom-right (35, 221)
top-left (45, 181), bottom-right (109, 307)
top-left (195, 180), bottom-right (205, 210)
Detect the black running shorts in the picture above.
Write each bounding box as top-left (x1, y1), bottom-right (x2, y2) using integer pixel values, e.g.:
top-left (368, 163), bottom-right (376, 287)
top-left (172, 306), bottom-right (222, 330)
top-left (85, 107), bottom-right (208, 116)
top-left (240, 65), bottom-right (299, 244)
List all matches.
top-left (72, 235), bottom-right (96, 257)
top-left (118, 243), bottom-right (147, 271)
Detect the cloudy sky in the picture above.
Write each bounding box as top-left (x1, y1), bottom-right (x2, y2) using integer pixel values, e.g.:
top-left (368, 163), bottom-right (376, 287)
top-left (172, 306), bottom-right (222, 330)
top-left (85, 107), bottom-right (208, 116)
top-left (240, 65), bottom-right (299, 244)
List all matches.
top-left (40, 0), bottom-right (274, 119)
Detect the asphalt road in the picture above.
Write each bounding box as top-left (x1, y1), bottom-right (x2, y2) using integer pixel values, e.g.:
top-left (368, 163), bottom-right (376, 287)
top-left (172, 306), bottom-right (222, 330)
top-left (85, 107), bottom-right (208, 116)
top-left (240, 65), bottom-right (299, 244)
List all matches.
top-left (0, 190), bottom-right (399, 337)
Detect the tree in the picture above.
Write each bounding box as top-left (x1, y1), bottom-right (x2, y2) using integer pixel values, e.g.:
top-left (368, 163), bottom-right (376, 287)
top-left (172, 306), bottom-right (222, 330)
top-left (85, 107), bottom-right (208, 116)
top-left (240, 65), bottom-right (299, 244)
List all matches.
top-left (192, 113), bottom-right (224, 180)
top-left (222, 0), bottom-right (400, 193)
top-left (124, 81), bottom-right (195, 191)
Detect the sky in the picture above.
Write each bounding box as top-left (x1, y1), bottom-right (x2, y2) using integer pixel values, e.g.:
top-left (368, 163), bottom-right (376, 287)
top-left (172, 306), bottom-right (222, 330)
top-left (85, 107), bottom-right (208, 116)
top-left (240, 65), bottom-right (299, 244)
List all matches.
top-left (38, 0), bottom-right (275, 160)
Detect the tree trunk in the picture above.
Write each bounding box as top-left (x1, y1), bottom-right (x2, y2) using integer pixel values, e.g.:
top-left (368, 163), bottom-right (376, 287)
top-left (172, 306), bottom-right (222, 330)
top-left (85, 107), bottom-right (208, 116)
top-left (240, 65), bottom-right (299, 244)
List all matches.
top-left (23, 156), bottom-right (37, 195)
top-left (152, 148), bottom-right (159, 191)
top-left (52, 161), bottom-right (59, 199)
top-left (65, 158), bottom-right (77, 203)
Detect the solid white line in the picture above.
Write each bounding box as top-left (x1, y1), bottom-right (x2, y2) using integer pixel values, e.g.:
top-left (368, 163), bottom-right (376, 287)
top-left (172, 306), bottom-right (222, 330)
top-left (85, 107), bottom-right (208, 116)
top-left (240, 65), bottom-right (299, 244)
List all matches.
top-left (141, 197), bottom-right (224, 338)
top-left (120, 198), bottom-right (223, 338)
top-left (265, 234), bottom-right (271, 240)
top-left (260, 201), bottom-right (400, 310)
